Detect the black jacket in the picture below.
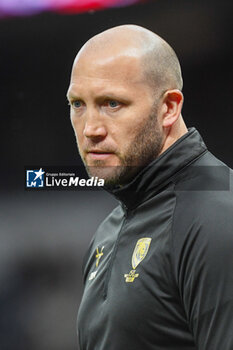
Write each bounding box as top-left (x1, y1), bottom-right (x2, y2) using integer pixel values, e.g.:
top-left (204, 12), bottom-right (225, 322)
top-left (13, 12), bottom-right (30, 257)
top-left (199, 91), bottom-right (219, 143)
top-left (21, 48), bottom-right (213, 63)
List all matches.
top-left (77, 128), bottom-right (233, 350)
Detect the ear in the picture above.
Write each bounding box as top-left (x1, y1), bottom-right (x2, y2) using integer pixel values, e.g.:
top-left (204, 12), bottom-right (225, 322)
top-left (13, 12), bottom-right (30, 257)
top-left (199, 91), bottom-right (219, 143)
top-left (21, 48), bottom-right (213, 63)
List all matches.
top-left (161, 90), bottom-right (184, 128)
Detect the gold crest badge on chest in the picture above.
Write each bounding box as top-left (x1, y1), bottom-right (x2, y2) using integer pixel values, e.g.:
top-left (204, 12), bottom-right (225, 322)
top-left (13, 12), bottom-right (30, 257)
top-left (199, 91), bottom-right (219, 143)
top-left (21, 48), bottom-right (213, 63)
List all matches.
top-left (124, 237), bottom-right (152, 283)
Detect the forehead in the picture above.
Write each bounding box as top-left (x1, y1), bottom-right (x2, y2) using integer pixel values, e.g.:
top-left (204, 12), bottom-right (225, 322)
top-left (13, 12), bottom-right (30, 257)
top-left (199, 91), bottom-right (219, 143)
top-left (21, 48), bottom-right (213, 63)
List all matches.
top-left (70, 53), bottom-right (146, 86)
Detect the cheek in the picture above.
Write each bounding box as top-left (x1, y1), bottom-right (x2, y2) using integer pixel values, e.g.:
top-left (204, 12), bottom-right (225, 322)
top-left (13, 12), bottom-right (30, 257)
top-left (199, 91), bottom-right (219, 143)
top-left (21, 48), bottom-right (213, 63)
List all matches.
top-left (70, 114), bottom-right (76, 132)
top-left (111, 115), bottom-right (143, 150)
top-left (71, 117), bottom-right (83, 141)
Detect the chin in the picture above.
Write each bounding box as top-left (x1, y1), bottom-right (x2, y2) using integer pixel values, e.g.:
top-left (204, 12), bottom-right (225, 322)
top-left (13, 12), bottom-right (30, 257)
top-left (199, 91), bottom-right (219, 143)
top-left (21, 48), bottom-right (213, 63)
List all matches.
top-left (86, 165), bottom-right (119, 182)
top-left (86, 164), bottom-right (139, 187)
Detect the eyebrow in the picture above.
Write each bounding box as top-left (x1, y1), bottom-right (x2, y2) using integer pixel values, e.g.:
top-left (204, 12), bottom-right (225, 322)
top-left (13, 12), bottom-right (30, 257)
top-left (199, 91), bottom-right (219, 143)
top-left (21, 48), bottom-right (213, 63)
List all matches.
top-left (66, 90), bottom-right (130, 104)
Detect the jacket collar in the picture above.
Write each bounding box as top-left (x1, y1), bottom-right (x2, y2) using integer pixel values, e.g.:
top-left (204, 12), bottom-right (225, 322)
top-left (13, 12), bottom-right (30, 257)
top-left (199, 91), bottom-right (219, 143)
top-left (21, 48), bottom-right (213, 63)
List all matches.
top-left (106, 128), bottom-right (207, 210)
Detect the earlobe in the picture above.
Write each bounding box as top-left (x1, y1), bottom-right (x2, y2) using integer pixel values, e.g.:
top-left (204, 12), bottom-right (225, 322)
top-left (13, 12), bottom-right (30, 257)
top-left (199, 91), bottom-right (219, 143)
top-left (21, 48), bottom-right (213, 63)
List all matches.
top-left (162, 90), bottom-right (183, 128)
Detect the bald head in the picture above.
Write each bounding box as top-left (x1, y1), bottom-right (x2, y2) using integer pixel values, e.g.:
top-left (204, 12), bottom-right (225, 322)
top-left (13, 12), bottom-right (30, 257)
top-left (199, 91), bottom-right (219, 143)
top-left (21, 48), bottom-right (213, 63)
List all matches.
top-left (68, 24), bottom-right (187, 184)
top-left (73, 24), bottom-right (183, 96)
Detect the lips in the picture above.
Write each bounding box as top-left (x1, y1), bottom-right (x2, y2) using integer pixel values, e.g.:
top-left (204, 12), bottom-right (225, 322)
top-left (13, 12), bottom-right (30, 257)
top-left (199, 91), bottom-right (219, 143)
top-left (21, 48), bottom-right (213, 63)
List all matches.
top-left (87, 151), bottom-right (114, 160)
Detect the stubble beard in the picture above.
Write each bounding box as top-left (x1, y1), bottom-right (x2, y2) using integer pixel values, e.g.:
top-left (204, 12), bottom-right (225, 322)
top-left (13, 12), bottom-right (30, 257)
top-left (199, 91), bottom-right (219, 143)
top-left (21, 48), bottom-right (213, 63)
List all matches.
top-left (82, 109), bottom-right (163, 187)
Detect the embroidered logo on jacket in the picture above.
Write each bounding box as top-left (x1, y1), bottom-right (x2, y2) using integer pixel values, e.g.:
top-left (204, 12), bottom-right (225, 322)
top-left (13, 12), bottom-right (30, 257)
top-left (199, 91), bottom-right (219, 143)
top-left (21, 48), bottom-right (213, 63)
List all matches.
top-left (95, 246), bottom-right (104, 267)
top-left (124, 238), bottom-right (152, 283)
top-left (89, 246), bottom-right (104, 281)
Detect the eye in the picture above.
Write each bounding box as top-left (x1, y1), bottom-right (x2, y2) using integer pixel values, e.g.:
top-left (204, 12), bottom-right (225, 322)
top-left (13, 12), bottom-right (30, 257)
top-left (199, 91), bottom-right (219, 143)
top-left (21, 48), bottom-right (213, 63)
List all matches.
top-left (107, 100), bottom-right (120, 108)
top-left (109, 100), bottom-right (119, 108)
top-left (72, 100), bottom-right (83, 108)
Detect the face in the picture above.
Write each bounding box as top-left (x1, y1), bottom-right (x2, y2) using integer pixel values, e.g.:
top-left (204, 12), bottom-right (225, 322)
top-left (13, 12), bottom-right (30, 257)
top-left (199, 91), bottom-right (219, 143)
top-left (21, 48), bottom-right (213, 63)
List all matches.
top-left (67, 51), bottom-right (164, 186)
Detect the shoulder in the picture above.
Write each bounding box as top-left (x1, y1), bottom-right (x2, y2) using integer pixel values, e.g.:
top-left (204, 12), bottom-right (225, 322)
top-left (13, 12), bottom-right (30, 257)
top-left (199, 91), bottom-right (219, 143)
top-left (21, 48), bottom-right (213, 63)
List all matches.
top-left (173, 150), bottom-right (233, 226)
top-left (171, 152), bottom-right (233, 278)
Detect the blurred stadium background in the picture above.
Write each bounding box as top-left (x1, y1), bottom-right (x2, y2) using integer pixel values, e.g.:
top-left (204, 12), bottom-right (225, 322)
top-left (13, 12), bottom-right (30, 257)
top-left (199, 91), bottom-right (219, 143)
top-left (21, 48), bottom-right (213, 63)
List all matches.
top-left (0, 0), bottom-right (232, 349)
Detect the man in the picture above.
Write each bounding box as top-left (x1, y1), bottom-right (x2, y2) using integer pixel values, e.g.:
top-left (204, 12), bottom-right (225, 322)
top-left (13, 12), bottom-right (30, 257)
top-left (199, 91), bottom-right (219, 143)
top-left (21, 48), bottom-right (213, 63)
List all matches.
top-left (67, 25), bottom-right (233, 350)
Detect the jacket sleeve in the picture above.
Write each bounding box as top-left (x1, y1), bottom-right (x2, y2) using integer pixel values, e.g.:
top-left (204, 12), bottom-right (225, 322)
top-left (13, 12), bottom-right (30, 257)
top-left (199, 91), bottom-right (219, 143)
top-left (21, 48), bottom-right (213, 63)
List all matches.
top-left (172, 191), bottom-right (233, 349)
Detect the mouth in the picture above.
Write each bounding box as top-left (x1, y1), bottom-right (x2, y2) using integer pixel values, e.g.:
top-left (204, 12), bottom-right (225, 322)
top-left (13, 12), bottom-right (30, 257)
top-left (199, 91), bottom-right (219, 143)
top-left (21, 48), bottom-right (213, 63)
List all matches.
top-left (86, 151), bottom-right (115, 160)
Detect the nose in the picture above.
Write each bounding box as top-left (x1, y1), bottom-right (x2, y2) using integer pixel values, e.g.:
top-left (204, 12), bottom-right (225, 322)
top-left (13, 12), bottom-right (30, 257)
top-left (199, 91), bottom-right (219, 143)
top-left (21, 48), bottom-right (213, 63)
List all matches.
top-left (83, 108), bottom-right (107, 141)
